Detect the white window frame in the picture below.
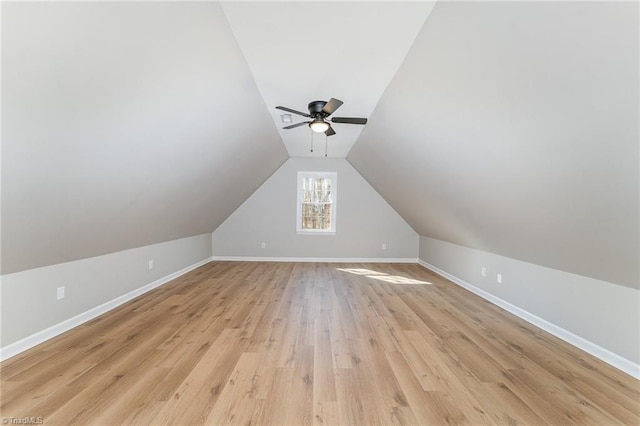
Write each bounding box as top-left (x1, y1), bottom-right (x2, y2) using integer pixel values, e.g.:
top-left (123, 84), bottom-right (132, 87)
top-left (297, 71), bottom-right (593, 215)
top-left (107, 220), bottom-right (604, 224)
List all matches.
top-left (296, 171), bottom-right (337, 235)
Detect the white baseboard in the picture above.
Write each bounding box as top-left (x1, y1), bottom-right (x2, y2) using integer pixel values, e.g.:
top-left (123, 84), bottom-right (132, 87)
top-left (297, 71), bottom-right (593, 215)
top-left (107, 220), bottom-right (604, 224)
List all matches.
top-left (418, 260), bottom-right (640, 380)
top-left (0, 256), bottom-right (213, 362)
top-left (212, 256), bottom-right (418, 263)
top-left (6, 255), bottom-right (636, 380)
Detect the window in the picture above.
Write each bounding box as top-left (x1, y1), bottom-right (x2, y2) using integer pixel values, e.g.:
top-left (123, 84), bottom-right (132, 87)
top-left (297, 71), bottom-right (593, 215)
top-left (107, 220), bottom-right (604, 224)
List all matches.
top-left (297, 171), bottom-right (337, 234)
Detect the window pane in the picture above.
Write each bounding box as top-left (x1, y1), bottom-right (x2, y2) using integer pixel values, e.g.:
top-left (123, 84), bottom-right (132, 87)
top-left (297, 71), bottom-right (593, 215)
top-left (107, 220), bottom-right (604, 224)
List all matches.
top-left (298, 173), bottom-right (336, 233)
top-left (301, 202), bottom-right (332, 230)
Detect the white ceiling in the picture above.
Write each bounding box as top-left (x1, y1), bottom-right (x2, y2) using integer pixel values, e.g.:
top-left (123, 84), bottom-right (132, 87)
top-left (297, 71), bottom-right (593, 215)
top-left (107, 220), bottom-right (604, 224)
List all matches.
top-left (348, 1), bottom-right (639, 289)
top-left (2, 1), bottom-right (638, 290)
top-left (221, 1), bottom-right (435, 158)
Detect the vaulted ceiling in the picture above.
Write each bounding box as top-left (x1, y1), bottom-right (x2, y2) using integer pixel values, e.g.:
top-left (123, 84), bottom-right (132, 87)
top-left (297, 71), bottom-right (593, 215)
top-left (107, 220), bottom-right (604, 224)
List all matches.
top-left (221, 1), bottom-right (435, 158)
top-left (2, 2), bottom-right (638, 289)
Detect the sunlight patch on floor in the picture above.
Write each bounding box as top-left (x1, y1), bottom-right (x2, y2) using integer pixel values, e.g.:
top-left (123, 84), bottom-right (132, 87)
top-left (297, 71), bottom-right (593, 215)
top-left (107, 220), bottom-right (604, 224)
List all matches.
top-left (336, 268), bottom-right (432, 285)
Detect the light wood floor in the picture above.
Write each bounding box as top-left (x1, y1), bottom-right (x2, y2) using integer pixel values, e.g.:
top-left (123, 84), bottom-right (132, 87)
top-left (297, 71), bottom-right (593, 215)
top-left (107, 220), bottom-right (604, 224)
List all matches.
top-left (1, 262), bottom-right (638, 425)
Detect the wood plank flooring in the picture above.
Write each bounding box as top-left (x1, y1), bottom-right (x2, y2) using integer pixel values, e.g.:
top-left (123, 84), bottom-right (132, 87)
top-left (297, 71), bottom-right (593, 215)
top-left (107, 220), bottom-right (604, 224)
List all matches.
top-left (1, 261), bottom-right (638, 425)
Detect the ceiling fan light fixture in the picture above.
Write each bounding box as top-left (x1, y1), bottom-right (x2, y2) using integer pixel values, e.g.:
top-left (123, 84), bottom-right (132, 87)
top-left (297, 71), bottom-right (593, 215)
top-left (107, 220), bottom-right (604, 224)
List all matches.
top-left (309, 120), bottom-right (330, 133)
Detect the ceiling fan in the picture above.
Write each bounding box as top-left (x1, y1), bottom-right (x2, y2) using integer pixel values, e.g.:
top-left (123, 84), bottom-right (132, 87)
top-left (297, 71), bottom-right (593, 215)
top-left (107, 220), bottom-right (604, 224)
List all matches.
top-left (276, 98), bottom-right (367, 136)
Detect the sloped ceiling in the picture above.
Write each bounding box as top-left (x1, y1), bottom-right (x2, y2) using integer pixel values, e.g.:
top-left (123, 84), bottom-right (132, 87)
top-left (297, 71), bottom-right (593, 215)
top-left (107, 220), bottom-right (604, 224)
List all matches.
top-left (1, 2), bottom-right (288, 274)
top-left (221, 1), bottom-right (435, 158)
top-left (348, 1), bottom-right (639, 289)
top-left (2, 1), bottom-right (638, 292)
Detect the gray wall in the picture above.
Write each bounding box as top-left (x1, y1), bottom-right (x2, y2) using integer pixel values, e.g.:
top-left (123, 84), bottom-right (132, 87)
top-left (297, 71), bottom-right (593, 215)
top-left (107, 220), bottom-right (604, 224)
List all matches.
top-left (213, 158), bottom-right (418, 259)
top-left (419, 236), bottom-right (640, 370)
top-left (1, 234), bottom-right (212, 348)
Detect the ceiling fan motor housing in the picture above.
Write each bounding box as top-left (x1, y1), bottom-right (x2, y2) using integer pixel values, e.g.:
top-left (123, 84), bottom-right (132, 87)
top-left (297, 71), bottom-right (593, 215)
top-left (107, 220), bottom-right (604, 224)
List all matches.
top-left (308, 101), bottom-right (328, 116)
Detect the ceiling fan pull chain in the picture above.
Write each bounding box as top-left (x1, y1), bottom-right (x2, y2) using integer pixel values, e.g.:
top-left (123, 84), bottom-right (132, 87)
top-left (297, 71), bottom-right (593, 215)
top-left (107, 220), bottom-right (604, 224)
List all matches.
top-left (310, 129), bottom-right (314, 152)
top-left (324, 133), bottom-right (328, 157)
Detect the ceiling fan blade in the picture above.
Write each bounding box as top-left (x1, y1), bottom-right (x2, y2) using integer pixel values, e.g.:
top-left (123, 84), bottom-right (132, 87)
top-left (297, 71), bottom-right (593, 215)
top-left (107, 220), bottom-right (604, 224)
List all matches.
top-left (325, 126), bottom-right (336, 136)
top-left (331, 117), bottom-right (368, 125)
top-left (283, 121), bottom-right (310, 129)
top-left (322, 98), bottom-right (343, 115)
top-left (276, 106), bottom-right (311, 117)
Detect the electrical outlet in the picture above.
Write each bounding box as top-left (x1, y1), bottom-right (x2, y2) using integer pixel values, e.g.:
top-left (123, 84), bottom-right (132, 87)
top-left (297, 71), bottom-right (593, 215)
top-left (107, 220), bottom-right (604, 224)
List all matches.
top-left (148, 260), bottom-right (154, 270)
top-left (261, 242), bottom-right (266, 249)
top-left (57, 286), bottom-right (65, 300)
top-left (497, 273), bottom-right (503, 284)
top-left (481, 267), bottom-right (487, 277)
top-left (382, 243), bottom-right (387, 250)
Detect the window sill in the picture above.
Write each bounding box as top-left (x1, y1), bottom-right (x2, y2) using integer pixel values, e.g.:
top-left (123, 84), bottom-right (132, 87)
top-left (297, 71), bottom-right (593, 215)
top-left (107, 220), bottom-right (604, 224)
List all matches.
top-left (297, 231), bottom-right (336, 236)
